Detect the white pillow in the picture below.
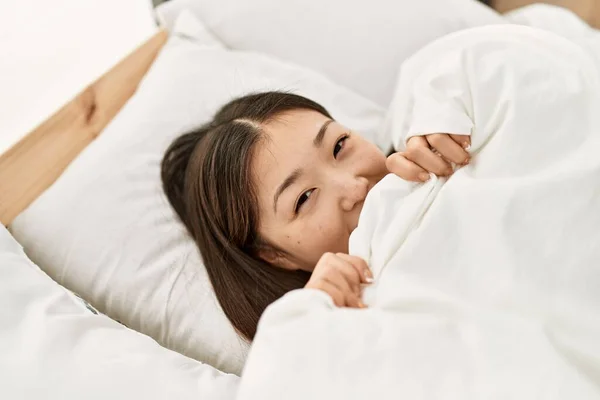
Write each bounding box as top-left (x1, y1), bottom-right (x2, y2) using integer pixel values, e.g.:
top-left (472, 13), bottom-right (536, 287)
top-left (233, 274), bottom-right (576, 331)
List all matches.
top-left (9, 13), bottom-right (385, 375)
top-left (155, 0), bottom-right (504, 106)
top-left (0, 225), bottom-right (239, 400)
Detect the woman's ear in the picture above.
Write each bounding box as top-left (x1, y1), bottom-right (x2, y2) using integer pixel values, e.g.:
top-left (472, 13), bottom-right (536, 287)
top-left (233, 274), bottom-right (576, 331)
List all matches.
top-left (257, 247), bottom-right (302, 271)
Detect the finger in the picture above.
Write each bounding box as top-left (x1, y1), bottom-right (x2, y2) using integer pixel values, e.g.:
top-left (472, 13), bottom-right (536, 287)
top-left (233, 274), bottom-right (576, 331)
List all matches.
top-left (449, 134), bottom-right (471, 151)
top-left (336, 253), bottom-right (375, 284)
top-left (425, 134), bottom-right (470, 165)
top-left (323, 275), bottom-right (362, 309)
top-left (330, 255), bottom-right (363, 294)
top-left (405, 136), bottom-right (453, 176)
top-left (323, 265), bottom-right (356, 297)
top-left (330, 255), bottom-right (369, 308)
top-left (319, 281), bottom-right (345, 307)
top-left (344, 292), bottom-right (366, 309)
top-left (308, 272), bottom-right (364, 308)
top-left (314, 253), bottom-right (358, 294)
top-left (328, 275), bottom-right (365, 309)
top-left (386, 153), bottom-right (430, 183)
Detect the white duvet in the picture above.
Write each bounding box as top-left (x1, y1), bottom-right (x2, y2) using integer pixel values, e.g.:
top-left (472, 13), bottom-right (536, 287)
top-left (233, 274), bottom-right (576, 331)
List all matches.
top-left (238, 24), bottom-right (600, 399)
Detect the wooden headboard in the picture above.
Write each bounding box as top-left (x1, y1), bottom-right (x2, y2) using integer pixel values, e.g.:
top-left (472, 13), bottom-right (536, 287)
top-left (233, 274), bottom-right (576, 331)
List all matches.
top-left (0, 30), bottom-right (169, 226)
top-left (492, 0), bottom-right (600, 27)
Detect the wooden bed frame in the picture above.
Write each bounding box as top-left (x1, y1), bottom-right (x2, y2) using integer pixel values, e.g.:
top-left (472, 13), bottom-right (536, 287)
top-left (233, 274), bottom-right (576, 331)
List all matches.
top-left (0, 30), bottom-right (168, 226)
top-left (493, 0), bottom-right (600, 27)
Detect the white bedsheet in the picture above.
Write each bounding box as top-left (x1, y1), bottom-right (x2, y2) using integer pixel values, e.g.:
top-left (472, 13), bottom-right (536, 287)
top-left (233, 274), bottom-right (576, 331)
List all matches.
top-left (237, 24), bottom-right (600, 400)
top-left (0, 224), bottom-right (239, 399)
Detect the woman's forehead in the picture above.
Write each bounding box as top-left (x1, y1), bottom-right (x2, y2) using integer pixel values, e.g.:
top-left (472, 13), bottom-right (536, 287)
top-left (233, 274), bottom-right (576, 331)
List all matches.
top-left (260, 110), bottom-right (338, 158)
top-left (265, 109), bottom-right (332, 134)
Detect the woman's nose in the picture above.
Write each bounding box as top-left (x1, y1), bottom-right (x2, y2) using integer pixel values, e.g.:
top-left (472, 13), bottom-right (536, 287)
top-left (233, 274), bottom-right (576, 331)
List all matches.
top-left (337, 176), bottom-right (369, 212)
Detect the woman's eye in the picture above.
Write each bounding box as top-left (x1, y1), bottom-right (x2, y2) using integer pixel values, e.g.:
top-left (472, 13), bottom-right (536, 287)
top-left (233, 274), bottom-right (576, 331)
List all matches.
top-left (295, 189), bottom-right (314, 213)
top-left (333, 135), bottom-right (349, 158)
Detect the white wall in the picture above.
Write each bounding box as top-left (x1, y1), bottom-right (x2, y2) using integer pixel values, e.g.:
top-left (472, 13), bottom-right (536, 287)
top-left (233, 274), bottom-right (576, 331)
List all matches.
top-left (0, 0), bottom-right (158, 154)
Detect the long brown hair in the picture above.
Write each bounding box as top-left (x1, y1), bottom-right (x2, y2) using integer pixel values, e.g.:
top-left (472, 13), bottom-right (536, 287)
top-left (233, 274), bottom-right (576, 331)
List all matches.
top-left (161, 91), bottom-right (332, 341)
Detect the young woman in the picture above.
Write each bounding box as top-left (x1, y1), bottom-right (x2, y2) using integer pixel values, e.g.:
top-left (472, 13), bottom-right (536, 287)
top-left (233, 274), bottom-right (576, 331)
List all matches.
top-left (161, 91), bottom-right (470, 341)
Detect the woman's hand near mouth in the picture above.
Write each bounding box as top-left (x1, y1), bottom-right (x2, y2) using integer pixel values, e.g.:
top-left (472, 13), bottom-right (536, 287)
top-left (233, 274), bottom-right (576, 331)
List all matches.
top-left (386, 133), bottom-right (471, 182)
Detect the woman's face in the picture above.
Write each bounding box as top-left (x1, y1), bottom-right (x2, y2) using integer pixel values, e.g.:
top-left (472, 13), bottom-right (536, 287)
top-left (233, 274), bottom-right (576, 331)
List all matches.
top-left (252, 109), bottom-right (387, 272)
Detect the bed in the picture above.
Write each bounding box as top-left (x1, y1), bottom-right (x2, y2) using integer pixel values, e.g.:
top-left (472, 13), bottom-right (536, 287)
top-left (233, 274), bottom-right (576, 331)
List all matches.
top-left (1, 1), bottom-right (597, 399)
top-left (0, 30), bottom-right (168, 226)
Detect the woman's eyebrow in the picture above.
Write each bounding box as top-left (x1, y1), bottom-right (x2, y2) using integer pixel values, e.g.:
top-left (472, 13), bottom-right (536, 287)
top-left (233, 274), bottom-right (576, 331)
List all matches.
top-left (273, 168), bottom-right (302, 213)
top-left (313, 119), bottom-right (333, 148)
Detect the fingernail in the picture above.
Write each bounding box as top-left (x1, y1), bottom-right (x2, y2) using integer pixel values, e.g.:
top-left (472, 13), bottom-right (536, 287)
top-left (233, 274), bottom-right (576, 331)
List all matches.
top-left (365, 276), bottom-right (374, 284)
top-left (463, 142), bottom-right (471, 151)
top-left (462, 157), bottom-right (470, 165)
top-left (358, 300), bottom-right (367, 309)
top-left (364, 269), bottom-right (374, 283)
top-left (419, 172), bottom-right (430, 182)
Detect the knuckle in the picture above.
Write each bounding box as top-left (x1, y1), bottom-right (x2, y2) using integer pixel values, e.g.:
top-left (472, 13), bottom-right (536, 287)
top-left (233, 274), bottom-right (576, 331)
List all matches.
top-left (408, 164), bottom-right (423, 175)
top-left (427, 134), bottom-right (444, 147)
top-left (406, 135), bottom-right (423, 147)
top-left (404, 147), bottom-right (418, 160)
top-left (387, 163), bottom-right (410, 180)
top-left (350, 260), bottom-right (364, 273)
top-left (354, 256), bottom-right (368, 268)
top-left (414, 146), bottom-right (429, 158)
top-left (322, 264), bottom-right (335, 275)
top-left (351, 265), bottom-right (366, 280)
top-left (433, 165), bottom-right (449, 175)
top-left (385, 154), bottom-right (400, 170)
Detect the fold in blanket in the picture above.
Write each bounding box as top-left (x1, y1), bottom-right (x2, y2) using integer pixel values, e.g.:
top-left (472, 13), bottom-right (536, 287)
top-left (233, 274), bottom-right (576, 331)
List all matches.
top-left (239, 25), bottom-right (600, 400)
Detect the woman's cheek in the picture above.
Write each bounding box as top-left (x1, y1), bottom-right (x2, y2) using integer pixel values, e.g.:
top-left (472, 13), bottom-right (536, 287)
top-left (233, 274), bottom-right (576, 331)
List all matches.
top-left (295, 217), bottom-right (327, 252)
top-left (315, 217), bottom-right (348, 254)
